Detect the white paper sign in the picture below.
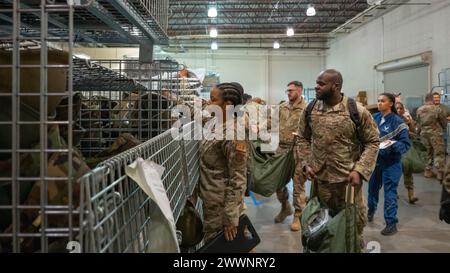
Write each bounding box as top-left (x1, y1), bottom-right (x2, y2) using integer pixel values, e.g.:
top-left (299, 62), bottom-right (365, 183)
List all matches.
top-left (126, 158), bottom-right (180, 253)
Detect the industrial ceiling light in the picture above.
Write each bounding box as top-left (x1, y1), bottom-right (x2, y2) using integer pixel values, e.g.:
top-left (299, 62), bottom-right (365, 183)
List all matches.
top-left (208, 6), bottom-right (218, 18)
top-left (286, 27), bottom-right (294, 37)
top-left (306, 4), bottom-right (316, 16)
top-left (211, 41), bottom-right (218, 50)
top-left (209, 28), bottom-right (218, 38)
top-left (273, 41), bottom-right (280, 49)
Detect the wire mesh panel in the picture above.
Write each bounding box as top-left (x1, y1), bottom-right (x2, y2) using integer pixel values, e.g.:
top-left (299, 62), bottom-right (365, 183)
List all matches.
top-left (80, 126), bottom-right (190, 252)
top-left (74, 59), bottom-right (181, 157)
top-left (0, 0), bottom-right (82, 253)
top-left (180, 122), bottom-right (201, 197)
top-left (128, 0), bottom-right (169, 36)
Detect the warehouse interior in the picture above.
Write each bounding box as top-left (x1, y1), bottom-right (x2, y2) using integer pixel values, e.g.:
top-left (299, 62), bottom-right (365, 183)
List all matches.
top-left (0, 0), bottom-right (449, 253)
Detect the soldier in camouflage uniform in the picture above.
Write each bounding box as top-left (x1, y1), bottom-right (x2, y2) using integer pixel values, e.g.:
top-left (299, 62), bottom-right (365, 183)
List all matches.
top-left (416, 93), bottom-right (447, 181)
top-left (296, 69), bottom-right (380, 250)
top-left (433, 92), bottom-right (450, 118)
top-left (396, 102), bottom-right (419, 204)
top-left (274, 81), bottom-right (307, 232)
top-left (199, 82), bottom-right (248, 243)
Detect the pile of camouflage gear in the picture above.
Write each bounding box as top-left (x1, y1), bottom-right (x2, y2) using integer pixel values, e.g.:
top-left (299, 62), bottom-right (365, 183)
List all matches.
top-left (0, 125), bottom-right (91, 252)
top-left (0, 90), bottom-right (175, 252)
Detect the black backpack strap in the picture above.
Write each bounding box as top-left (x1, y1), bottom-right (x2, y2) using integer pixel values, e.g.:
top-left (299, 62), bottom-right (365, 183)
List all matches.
top-left (304, 99), bottom-right (318, 132)
top-left (347, 97), bottom-right (362, 147)
top-left (305, 97), bottom-right (361, 139)
top-left (303, 99), bottom-right (317, 137)
top-left (347, 97), bottom-right (361, 128)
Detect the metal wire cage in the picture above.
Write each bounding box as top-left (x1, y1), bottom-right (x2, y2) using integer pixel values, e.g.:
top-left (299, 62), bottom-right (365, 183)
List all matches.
top-left (79, 121), bottom-right (201, 253)
top-left (73, 58), bottom-right (182, 157)
top-left (0, 0), bottom-right (80, 253)
top-left (0, 0), bottom-right (185, 253)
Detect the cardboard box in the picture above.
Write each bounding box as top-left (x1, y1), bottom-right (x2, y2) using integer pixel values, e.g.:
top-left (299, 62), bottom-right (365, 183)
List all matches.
top-left (0, 48), bottom-right (69, 116)
top-left (355, 90), bottom-right (368, 106)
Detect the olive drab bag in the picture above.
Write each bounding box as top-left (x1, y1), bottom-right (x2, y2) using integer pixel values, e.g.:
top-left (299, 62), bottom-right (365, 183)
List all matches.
top-left (301, 183), bottom-right (360, 253)
top-left (248, 141), bottom-right (295, 197)
top-left (402, 139), bottom-right (427, 174)
top-left (176, 199), bottom-right (204, 249)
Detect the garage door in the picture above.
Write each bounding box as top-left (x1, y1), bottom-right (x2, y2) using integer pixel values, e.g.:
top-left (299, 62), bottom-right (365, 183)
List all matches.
top-left (383, 65), bottom-right (429, 97)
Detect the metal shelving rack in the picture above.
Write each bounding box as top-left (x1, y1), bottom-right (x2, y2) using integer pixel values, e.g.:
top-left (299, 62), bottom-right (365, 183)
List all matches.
top-left (303, 87), bottom-right (315, 103)
top-left (73, 58), bottom-right (181, 157)
top-left (0, 0), bottom-right (77, 253)
top-left (0, 0), bottom-right (193, 253)
top-left (0, 0), bottom-right (169, 46)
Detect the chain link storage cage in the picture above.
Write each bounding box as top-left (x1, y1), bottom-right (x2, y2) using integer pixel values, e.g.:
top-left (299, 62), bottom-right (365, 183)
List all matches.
top-left (73, 58), bottom-right (182, 158)
top-left (0, 0), bottom-right (175, 253)
top-left (0, 0), bottom-right (85, 253)
top-left (78, 122), bottom-right (204, 253)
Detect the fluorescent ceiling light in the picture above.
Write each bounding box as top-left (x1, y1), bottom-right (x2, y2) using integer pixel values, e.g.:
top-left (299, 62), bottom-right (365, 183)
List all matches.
top-left (211, 41), bottom-right (218, 50)
top-left (209, 28), bottom-right (218, 38)
top-left (208, 6), bottom-right (217, 18)
top-left (306, 4), bottom-right (316, 16)
top-left (273, 41), bottom-right (280, 49)
top-left (286, 27), bottom-right (294, 37)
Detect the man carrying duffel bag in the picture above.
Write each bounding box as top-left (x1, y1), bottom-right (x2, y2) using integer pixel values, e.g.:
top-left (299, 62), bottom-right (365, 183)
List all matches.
top-left (295, 69), bottom-right (380, 252)
top-left (301, 183), bottom-right (360, 253)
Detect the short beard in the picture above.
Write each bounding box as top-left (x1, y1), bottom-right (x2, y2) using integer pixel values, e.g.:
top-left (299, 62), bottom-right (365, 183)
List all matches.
top-left (316, 90), bottom-right (331, 100)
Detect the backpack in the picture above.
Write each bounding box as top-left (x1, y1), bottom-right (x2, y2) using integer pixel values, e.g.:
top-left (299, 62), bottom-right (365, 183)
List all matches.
top-left (304, 97), bottom-right (361, 140)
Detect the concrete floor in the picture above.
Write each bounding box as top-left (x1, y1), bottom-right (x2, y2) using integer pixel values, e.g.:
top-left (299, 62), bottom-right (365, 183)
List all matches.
top-left (245, 173), bottom-right (450, 253)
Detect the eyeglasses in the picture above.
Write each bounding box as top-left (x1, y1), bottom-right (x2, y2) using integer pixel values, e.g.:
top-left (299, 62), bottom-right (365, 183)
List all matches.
top-left (285, 89), bottom-right (297, 94)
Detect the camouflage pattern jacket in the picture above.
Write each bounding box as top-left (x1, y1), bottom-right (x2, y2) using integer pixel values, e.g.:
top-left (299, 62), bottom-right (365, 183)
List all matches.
top-left (416, 104), bottom-right (447, 135)
top-left (279, 97), bottom-right (307, 146)
top-left (199, 121), bottom-right (248, 232)
top-left (296, 96), bottom-right (380, 183)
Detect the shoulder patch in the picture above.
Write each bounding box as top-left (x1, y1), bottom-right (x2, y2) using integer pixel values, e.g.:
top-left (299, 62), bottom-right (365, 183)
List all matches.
top-left (235, 142), bottom-right (247, 154)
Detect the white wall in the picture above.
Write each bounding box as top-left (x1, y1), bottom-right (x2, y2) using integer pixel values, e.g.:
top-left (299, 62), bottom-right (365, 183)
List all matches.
top-left (326, 0), bottom-right (450, 104)
top-left (164, 49), bottom-right (325, 104)
top-left (74, 47), bottom-right (325, 104)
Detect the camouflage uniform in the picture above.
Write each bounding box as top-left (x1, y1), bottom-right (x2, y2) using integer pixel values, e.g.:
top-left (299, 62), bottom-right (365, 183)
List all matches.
top-left (199, 122), bottom-right (248, 243)
top-left (277, 97), bottom-right (307, 216)
top-left (416, 104), bottom-right (447, 176)
top-left (401, 115), bottom-right (416, 191)
top-left (439, 104), bottom-right (450, 118)
top-left (296, 96), bottom-right (380, 248)
top-left (444, 162), bottom-right (450, 194)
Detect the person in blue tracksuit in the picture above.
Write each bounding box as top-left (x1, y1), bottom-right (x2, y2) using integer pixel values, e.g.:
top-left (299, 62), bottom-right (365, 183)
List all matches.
top-left (368, 93), bottom-right (411, 236)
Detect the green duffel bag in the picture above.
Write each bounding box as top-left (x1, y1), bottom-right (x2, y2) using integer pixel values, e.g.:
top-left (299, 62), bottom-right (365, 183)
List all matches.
top-left (301, 183), bottom-right (360, 253)
top-left (249, 141), bottom-right (295, 197)
top-left (402, 139), bottom-right (427, 174)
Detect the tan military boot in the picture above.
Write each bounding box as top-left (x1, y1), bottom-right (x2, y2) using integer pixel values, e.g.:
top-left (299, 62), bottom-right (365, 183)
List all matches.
top-left (290, 216), bottom-right (301, 232)
top-left (407, 189), bottom-right (419, 204)
top-left (274, 203), bottom-right (293, 223)
top-left (424, 167), bottom-right (436, 178)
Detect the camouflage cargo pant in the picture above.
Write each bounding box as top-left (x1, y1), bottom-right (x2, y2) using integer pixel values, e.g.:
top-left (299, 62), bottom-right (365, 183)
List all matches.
top-left (445, 162), bottom-right (450, 194)
top-left (403, 171), bottom-right (414, 190)
top-left (276, 145), bottom-right (306, 217)
top-left (316, 180), bottom-right (367, 249)
top-left (421, 132), bottom-right (445, 173)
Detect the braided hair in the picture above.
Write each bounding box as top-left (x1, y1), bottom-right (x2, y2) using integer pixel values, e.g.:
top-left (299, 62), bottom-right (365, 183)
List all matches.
top-left (216, 82), bottom-right (244, 106)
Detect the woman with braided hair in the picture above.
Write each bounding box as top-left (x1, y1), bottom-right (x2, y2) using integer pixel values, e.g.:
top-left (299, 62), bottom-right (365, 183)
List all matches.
top-left (199, 82), bottom-right (249, 244)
